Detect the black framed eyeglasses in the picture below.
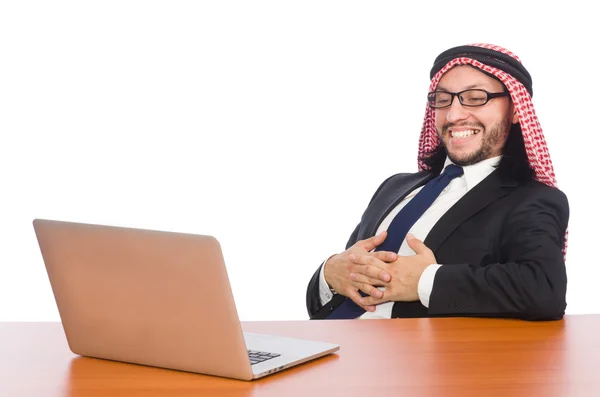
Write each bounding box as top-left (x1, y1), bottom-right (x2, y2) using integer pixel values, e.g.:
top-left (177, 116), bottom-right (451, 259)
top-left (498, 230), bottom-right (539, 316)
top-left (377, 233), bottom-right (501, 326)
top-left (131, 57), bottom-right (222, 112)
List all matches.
top-left (427, 89), bottom-right (511, 109)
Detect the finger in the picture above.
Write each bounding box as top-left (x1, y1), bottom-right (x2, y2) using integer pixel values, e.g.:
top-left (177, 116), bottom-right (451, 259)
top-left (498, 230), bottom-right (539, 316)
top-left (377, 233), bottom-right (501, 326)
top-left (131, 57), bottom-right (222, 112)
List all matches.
top-left (349, 253), bottom-right (383, 267)
top-left (348, 275), bottom-right (384, 299)
top-left (345, 290), bottom-right (377, 312)
top-left (356, 231), bottom-right (387, 252)
top-left (349, 254), bottom-right (391, 282)
top-left (358, 294), bottom-right (386, 307)
top-left (405, 233), bottom-right (432, 255)
top-left (369, 250), bottom-right (398, 263)
top-left (357, 283), bottom-right (383, 299)
top-left (350, 272), bottom-right (384, 288)
top-left (355, 284), bottom-right (384, 299)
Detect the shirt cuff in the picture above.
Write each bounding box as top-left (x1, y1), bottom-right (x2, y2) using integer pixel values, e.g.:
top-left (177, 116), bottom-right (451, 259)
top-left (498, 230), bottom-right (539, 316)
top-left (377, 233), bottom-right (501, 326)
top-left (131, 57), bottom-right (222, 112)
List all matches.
top-left (418, 264), bottom-right (442, 308)
top-left (318, 255), bottom-right (337, 305)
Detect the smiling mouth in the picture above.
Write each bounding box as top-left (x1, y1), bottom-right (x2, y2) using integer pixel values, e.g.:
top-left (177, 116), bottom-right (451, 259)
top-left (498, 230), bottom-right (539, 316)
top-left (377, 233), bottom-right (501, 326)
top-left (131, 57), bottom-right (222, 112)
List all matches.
top-left (449, 129), bottom-right (480, 138)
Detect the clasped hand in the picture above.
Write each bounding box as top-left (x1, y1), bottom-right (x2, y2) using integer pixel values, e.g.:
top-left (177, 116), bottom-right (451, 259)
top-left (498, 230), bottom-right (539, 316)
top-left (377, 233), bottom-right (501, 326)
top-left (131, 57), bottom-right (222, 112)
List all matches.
top-left (323, 231), bottom-right (436, 312)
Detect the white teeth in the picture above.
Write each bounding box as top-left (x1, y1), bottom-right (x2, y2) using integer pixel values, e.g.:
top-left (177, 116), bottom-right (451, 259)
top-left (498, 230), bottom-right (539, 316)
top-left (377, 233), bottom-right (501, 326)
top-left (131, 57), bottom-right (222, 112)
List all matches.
top-left (451, 129), bottom-right (478, 138)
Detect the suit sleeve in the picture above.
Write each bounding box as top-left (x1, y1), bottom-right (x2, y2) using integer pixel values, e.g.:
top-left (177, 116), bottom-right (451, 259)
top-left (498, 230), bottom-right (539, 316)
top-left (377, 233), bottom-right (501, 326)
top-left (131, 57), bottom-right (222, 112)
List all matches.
top-left (428, 187), bottom-right (569, 321)
top-left (305, 224), bottom-right (360, 319)
top-left (305, 174), bottom-right (399, 319)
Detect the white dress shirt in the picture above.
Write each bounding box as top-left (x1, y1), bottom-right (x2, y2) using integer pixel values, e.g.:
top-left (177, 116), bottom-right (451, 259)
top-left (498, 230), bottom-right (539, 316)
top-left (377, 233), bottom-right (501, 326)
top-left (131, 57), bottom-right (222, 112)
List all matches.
top-left (318, 156), bottom-right (501, 319)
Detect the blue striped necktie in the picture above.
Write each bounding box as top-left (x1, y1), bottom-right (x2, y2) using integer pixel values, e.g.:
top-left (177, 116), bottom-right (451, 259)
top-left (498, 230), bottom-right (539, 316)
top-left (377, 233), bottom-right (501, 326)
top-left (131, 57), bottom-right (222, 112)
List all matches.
top-left (325, 164), bottom-right (464, 319)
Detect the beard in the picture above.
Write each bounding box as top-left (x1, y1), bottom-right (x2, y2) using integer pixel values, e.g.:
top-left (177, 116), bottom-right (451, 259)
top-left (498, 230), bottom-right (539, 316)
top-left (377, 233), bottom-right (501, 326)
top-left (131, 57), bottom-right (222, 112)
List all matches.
top-left (437, 118), bottom-right (511, 166)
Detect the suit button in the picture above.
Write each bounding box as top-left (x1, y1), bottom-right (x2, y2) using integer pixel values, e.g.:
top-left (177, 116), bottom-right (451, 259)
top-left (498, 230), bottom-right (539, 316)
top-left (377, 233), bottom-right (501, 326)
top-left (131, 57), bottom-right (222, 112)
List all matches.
top-left (329, 306), bottom-right (334, 312)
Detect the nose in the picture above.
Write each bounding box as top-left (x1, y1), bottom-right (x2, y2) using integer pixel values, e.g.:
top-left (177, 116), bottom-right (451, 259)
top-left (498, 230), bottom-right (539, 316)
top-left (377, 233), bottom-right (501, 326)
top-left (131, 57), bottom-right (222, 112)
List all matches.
top-left (445, 97), bottom-right (470, 124)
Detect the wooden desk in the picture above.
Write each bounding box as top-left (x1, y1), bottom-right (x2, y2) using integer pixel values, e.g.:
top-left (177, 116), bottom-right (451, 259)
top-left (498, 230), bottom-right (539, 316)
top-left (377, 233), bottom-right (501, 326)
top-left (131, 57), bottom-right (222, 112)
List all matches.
top-left (1, 315), bottom-right (599, 396)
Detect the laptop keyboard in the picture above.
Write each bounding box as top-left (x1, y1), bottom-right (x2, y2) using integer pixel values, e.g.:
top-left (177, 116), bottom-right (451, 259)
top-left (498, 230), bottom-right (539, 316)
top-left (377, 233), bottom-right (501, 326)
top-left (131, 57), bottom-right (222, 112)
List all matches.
top-left (248, 349), bottom-right (281, 365)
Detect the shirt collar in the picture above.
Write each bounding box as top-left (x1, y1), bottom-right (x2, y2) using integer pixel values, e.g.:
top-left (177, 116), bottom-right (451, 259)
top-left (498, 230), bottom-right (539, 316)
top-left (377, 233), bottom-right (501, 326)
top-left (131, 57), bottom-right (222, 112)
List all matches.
top-left (442, 156), bottom-right (501, 191)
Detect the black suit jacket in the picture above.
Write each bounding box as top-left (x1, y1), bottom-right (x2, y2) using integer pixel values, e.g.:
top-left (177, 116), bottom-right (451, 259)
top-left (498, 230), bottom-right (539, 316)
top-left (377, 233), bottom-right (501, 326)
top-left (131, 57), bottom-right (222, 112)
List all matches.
top-left (306, 168), bottom-right (569, 321)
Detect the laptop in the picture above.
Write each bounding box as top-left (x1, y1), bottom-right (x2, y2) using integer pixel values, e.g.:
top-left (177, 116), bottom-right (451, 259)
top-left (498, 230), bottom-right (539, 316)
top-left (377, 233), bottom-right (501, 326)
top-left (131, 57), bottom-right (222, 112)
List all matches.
top-left (32, 218), bottom-right (339, 380)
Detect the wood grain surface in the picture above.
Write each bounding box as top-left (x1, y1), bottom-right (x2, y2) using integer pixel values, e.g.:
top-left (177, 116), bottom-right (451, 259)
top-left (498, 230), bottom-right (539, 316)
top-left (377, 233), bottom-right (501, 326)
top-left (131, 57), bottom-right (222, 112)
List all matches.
top-left (1, 315), bottom-right (599, 396)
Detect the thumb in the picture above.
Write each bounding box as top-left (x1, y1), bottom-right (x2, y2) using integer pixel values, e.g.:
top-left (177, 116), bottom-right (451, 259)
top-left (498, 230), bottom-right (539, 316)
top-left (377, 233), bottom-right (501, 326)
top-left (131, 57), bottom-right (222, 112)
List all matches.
top-left (406, 233), bottom-right (431, 255)
top-left (358, 231), bottom-right (387, 252)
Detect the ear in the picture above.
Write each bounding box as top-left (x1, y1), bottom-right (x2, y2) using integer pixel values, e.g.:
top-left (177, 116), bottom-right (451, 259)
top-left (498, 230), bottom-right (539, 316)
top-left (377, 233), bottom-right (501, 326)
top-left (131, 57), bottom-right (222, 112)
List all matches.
top-left (511, 105), bottom-right (519, 124)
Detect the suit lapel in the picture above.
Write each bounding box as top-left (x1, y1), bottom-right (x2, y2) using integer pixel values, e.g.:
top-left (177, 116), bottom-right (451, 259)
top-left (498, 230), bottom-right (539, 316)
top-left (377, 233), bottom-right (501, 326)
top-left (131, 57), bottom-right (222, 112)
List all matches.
top-left (424, 169), bottom-right (518, 253)
top-left (363, 173), bottom-right (434, 238)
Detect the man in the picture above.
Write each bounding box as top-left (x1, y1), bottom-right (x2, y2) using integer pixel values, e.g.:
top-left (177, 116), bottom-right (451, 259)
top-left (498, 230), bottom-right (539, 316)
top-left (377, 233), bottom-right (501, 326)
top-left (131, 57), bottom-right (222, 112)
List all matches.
top-left (306, 44), bottom-right (569, 321)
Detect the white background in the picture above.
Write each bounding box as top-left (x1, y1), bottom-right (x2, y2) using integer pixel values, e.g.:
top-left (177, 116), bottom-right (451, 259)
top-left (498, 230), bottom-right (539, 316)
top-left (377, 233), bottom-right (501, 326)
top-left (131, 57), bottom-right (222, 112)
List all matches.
top-left (1, 1), bottom-right (598, 321)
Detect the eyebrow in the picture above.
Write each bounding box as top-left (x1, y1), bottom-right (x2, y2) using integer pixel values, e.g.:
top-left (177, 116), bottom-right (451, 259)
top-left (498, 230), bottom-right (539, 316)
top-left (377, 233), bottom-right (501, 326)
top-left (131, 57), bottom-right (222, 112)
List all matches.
top-left (437, 83), bottom-right (488, 91)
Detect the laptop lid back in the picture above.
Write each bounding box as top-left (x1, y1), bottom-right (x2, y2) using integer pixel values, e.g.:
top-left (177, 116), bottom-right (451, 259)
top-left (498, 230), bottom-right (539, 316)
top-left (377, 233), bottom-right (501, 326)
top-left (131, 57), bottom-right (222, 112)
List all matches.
top-left (33, 219), bottom-right (254, 380)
